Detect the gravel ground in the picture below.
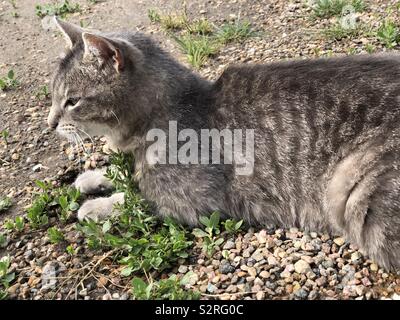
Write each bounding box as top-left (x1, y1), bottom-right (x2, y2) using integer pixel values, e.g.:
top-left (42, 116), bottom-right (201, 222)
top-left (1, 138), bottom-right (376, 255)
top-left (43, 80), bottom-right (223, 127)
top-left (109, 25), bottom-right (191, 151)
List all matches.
top-left (1, 0), bottom-right (400, 300)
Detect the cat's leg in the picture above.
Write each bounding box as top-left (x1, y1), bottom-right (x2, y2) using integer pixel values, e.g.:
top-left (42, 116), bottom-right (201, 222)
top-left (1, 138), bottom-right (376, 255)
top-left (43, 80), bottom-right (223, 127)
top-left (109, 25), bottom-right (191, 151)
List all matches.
top-left (77, 192), bottom-right (124, 221)
top-left (325, 144), bottom-right (400, 271)
top-left (330, 167), bottom-right (400, 271)
top-left (355, 170), bottom-right (400, 270)
top-left (74, 168), bottom-right (114, 195)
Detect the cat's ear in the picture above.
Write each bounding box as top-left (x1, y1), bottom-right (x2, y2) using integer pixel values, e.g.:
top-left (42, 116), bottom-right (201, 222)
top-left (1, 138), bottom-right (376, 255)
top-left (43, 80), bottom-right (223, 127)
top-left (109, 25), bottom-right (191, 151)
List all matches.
top-left (54, 16), bottom-right (84, 49)
top-left (82, 32), bottom-right (124, 72)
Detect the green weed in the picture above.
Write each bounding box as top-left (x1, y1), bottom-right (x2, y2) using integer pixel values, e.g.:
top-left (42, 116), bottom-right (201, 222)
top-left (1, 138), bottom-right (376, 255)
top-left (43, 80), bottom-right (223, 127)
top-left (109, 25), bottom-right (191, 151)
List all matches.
top-left (0, 197), bottom-right (12, 212)
top-left (173, 34), bottom-right (219, 69)
top-left (132, 274), bottom-right (200, 300)
top-left (0, 70), bottom-right (19, 91)
top-left (35, 0), bottom-right (80, 18)
top-left (47, 227), bottom-right (65, 244)
top-left (148, 9), bottom-right (161, 23)
top-left (310, 0), bottom-right (366, 18)
top-left (377, 20), bottom-right (400, 49)
top-left (216, 20), bottom-right (255, 44)
top-left (0, 256), bottom-right (15, 300)
top-left (192, 211), bottom-right (224, 256)
top-left (4, 216), bottom-right (24, 232)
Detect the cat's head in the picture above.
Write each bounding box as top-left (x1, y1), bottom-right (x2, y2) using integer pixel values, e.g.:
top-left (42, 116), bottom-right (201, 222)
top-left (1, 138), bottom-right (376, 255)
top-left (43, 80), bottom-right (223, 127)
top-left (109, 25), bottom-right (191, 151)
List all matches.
top-left (48, 18), bottom-right (150, 148)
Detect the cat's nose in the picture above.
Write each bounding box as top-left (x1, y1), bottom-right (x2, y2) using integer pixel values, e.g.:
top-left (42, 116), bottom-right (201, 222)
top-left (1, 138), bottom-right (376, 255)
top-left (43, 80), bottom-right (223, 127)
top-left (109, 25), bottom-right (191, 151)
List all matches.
top-left (48, 118), bottom-right (59, 129)
top-left (47, 108), bottom-right (60, 129)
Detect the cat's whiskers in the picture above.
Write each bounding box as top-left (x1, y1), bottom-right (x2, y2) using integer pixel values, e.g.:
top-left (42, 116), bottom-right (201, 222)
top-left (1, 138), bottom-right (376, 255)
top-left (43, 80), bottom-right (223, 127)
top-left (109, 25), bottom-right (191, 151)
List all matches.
top-left (111, 110), bottom-right (121, 125)
top-left (70, 133), bottom-right (83, 164)
top-left (75, 131), bottom-right (89, 155)
top-left (66, 136), bottom-right (73, 154)
top-left (76, 127), bottom-right (95, 146)
top-left (70, 133), bottom-right (79, 153)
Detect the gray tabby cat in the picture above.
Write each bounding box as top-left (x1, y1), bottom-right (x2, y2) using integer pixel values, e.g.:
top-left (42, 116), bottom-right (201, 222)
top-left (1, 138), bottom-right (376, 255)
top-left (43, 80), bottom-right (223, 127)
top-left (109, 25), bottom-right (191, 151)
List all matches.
top-left (48, 18), bottom-right (400, 270)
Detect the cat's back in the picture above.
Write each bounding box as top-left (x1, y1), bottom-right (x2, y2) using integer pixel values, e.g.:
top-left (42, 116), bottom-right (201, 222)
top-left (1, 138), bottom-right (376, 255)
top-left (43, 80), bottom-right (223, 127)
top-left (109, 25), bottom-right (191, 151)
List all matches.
top-left (215, 53), bottom-right (400, 91)
top-left (211, 53), bottom-right (400, 129)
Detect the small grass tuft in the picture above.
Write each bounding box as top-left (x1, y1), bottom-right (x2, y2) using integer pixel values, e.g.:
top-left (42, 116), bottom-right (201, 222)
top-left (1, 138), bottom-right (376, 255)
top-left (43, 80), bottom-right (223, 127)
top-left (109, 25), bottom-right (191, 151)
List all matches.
top-left (322, 22), bottom-right (364, 40)
top-left (376, 20), bottom-right (400, 49)
top-left (160, 13), bottom-right (188, 31)
top-left (186, 18), bottom-right (214, 35)
top-left (147, 8), bottom-right (161, 23)
top-left (173, 34), bottom-right (219, 69)
top-left (216, 20), bottom-right (255, 44)
top-left (0, 197), bottom-right (12, 213)
top-left (310, 0), bottom-right (366, 18)
top-left (364, 43), bottom-right (376, 54)
top-left (47, 227), bottom-right (65, 244)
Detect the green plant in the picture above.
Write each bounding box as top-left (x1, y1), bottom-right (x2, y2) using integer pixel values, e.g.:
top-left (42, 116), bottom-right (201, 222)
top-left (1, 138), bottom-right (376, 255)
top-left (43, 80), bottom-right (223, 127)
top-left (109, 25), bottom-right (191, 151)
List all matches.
top-left (0, 70), bottom-right (19, 91)
top-left (47, 227), bottom-right (65, 244)
top-left (26, 180), bottom-right (81, 228)
top-left (148, 9), bottom-right (161, 23)
top-left (347, 47), bottom-right (357, 55)
top-left (173, 34), bottom-right (219, 69)
top-left (0, 197), bottom-right (12, 212)
top-left (4, 216), bottom-right (24, 232)
top-left (160, 13), bottom-right (188, 30)
top-left (192, 211), bottom-right (224, 256)
top-left (8, 0), bottom-right (18, 17)
top-left (0, 233), bottom-right (7, 248)
top-left (8, 0), bottom-right (17, 9)
top-left (186, 18), bottom-right (214, 35)
top-left (222, 249), bottom-right (230, 259)
top-left (377, 20), bottom-right (400, 49)
top-left (35, 85), bottom-right (50, 100)
top-left (365, 43), bottom-right (375, 53)
top-left (35, 0), bottom-right (80, 18)
top-left (57, 188), bottom-right (80, 222)
top-left (222, 218), bottom-right (243, 234)
top-left (77, 152), bottom-right (192, 276)
top-left (0, 256), bottom-right (15, 300)
top-left (79, 18), bottom-right (93, 28)
top-left (310, 0), bottom-right (366, 18)
top-left (322, 22), bottom-right (363, 40)
top-left (66, 244), bottom-right (76, 255)
top-left (216, 20), bottom-right (255, 44)
top-left (132, 274), bottom-right (200, 300)
top-left (1, 130), bottom-right (9, 145)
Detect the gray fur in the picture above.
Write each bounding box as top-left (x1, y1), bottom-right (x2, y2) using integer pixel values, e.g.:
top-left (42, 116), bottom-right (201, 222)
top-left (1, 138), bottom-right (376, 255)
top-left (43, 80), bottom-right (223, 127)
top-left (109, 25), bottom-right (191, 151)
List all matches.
top-left (49, 20), bottom-right (400, 270)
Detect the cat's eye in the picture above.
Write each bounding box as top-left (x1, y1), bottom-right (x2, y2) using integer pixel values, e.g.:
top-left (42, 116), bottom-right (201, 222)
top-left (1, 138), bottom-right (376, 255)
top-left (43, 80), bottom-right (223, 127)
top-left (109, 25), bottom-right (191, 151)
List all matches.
top-left (65, 97), bottom-right (81, 109)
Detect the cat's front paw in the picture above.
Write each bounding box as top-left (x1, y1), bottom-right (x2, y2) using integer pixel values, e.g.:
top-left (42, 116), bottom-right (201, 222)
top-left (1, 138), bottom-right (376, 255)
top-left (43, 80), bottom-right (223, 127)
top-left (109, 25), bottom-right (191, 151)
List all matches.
top-left (74, 168), bottom-right (114, 195)
top-left (77, 193), bottom-right (124, 221)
